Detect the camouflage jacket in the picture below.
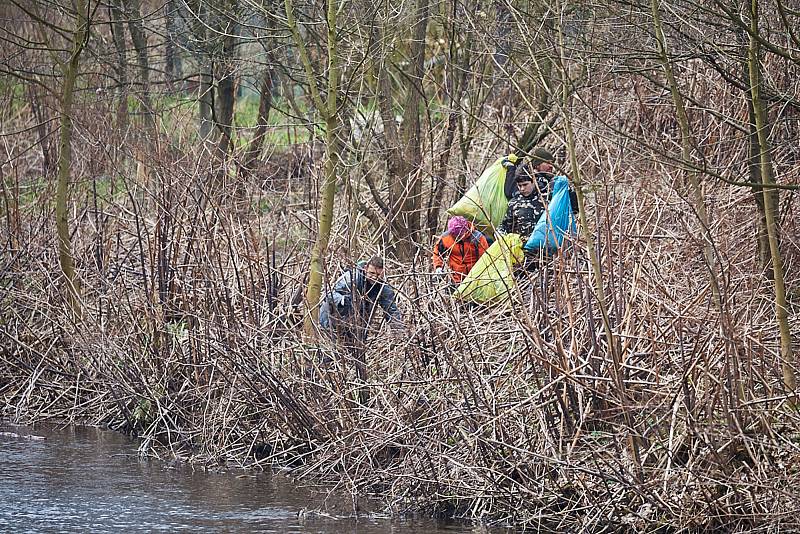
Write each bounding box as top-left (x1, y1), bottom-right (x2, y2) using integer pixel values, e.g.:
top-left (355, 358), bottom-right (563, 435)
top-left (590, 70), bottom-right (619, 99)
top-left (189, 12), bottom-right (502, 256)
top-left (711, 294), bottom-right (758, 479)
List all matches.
top-left (499, 174), bottom-right (579, 239)
top-left (498, 176), bottom-right (552, 238)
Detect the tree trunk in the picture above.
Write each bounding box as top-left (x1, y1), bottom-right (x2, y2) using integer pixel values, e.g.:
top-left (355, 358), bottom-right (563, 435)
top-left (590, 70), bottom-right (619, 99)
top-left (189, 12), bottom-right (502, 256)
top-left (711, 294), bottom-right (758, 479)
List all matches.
top-left (746, 90), bottom-right (773, 272)
top-left (376, 25), bottom-right (407, 253)
top-left (426, 96), bottom-right (460, 234)
top-left (109, 2), bottom-right (128, 131)
top-left (199, 72), bottom-right (215, 140)
top-left (376, 0), bottom-right (430, 259)
top-left (304, 117), bottom-right (340, 332)
top-left (122, 0), bottom-right (154, 131)
top-left (240, 69), bottom-right (274, 178)
top-left (747, 0), bottom-right (795, 392)
top-left (735, 27), bottom-right (773, 273)
top-left (164, 0), bottom-right (180, 88)
top-left (397, 0), bottom-right (429, 256)
top-left (425, 6), bottom-right (471, 234)
top-left (188, 0), bottom-right (214, 140)
top-left (215, 26), bottom-right (238, 157)
top-left (56, 0), bottom-right (89, 318)
top-left (284, 0), bottom-right (341, 334)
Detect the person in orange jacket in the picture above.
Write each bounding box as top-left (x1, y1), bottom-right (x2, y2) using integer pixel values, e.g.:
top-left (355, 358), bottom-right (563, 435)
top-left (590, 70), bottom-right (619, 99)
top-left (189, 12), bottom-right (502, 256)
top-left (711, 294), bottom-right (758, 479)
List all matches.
top-left (432, 216), bottom-right (491, 285)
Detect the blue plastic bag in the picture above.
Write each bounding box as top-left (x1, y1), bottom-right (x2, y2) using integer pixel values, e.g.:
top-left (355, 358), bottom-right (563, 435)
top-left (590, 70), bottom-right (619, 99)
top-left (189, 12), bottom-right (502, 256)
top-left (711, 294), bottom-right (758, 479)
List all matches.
top-left (524, 176), bottom-right (576, 252)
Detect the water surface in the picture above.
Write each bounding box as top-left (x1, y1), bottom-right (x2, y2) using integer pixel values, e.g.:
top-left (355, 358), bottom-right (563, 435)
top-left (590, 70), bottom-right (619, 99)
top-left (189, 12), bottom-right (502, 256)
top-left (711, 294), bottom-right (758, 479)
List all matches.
top-left (0, 424), bottom-right (475, 533)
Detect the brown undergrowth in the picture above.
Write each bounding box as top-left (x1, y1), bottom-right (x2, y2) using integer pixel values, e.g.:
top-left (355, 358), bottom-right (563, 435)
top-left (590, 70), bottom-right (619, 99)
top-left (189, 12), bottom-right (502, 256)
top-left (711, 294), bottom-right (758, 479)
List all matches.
top-left (3, 121), bottom-right (800, 532)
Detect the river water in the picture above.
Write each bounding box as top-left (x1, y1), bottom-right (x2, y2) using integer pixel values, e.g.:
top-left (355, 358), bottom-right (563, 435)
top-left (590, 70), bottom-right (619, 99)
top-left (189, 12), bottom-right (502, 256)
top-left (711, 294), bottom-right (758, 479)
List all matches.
top-left (0, 424), bottom-right (477, 533)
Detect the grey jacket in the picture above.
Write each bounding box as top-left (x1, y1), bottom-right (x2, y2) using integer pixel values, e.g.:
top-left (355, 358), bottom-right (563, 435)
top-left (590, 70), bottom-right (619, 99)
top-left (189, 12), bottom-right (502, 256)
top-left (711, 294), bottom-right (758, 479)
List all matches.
top-left (319, 267), bottom-right (401, 329)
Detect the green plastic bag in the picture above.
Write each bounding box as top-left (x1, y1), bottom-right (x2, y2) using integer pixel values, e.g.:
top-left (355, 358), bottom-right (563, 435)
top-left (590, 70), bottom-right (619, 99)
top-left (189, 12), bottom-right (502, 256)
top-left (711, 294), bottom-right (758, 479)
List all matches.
top-left (447, 154), bottom-right (518, 237)
top-left (454, 233), bottom-right (524, 304)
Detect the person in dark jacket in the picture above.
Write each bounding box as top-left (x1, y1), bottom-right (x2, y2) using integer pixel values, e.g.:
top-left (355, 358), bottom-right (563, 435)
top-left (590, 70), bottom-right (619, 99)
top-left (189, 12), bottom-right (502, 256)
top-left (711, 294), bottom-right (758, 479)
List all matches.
top-left (318, 255), bottom-right (401, 404)
top-left (319, 255), bottom-right (401, 336)
top-left (499, 148), bottom-right (578, 238)
top-left (503, 147), bottom-right (560, 199)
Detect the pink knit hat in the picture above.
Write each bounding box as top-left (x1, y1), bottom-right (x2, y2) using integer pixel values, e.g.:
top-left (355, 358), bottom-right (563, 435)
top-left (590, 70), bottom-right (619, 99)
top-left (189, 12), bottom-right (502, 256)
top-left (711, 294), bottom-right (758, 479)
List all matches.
top-left (447, 216), bottom-right (471, 238)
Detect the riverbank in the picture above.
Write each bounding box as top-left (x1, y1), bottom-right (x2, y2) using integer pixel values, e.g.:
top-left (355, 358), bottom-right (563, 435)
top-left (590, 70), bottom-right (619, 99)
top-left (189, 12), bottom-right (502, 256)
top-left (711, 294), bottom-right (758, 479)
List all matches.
top-left (5, 265), bottom-right (800, 533)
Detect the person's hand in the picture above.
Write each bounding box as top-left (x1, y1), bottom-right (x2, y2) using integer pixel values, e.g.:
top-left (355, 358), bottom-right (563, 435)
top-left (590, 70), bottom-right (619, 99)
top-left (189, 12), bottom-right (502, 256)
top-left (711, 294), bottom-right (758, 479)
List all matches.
top-left (332, 292), bottom-right (350, 313)
top-left (501, 156), bottom-right (516, 170)
top-left (433, 267), bottom-right (450, 282)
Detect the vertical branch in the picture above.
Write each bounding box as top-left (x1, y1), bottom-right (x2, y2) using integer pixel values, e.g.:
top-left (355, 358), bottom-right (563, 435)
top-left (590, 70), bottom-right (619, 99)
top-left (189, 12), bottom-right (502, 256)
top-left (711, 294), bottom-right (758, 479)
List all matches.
top-left (745, 96), bottom-right (771, 270)
top-left (240, 68), bottom-right (274, 177)
top-left (55, 0), bottom-right (90, 318)
top-left (425, 4), bottom-right (470, 233)
top-left (746, 0), bottom-right (795, 392)
top-left (109, 1), bottom-right (128, 131)
top-left (554, 4), bottom-right (642, 478)
top-left (164, 0), bottom-right (179, 87)
top-left (187, 0), bottom-right (214, 140)
top-left (651, 0), bottom-right (719, 305)
top-left (215, 3), bottom-right (238, 158)
top-left (122, 0), bottom-right (154, 131)
top-left (285, 0), bottom-right (340, 334)
top-left (398, 0), bottom-right (429, 252)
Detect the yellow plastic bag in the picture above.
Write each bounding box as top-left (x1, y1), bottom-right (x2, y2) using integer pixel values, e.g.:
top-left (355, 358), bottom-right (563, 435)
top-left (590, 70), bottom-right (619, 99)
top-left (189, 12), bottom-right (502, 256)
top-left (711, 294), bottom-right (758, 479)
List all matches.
top-left (447, 154), bottom-right (518, 237)
top-left (454, 233), bottom-right (524, 304)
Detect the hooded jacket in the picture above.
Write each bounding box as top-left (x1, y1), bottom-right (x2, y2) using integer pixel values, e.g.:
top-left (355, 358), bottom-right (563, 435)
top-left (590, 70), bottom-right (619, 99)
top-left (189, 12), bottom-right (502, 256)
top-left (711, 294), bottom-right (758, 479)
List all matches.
top-left (432, 230), bottom-right (490, 284)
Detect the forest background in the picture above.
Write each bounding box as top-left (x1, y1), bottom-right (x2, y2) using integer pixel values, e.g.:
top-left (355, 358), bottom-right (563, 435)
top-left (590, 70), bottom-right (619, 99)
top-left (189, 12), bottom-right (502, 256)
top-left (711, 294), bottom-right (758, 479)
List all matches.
top-left (2, 0), bottom-right (800, 531)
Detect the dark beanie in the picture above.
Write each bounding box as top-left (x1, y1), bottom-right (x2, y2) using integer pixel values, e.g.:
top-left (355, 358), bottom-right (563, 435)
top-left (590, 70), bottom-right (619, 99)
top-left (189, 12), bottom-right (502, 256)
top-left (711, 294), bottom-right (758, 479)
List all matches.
top-left (530, 147), bottom-right (554, 166)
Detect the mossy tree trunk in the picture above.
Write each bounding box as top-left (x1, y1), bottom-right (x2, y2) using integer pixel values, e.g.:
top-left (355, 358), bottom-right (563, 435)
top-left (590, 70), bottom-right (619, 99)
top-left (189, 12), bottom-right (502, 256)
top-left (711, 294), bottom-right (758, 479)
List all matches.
top-left (746, 99), bottom-right (773, 272)
top-left (285, 0), bottom-right (341, 334)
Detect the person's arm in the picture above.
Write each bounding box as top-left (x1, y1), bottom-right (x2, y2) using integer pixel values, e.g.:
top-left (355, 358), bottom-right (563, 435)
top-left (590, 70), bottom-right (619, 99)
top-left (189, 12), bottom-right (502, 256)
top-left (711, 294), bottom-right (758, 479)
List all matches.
top-left (330, 270), bottom-right (354, 311)
top-left (498, 200), bottom-right (515, 234)
top-left (567, 182), bottom-right (579, 214)
top-left (503, 165), bottom-right (517, 200)
top-left (378, 284), bottom-right (401, 323)
top-left (569, 190), bottom-right (579, 214)
top-left (432, 237), bottom-right (445, 269)
top-left (502, 156), bottom-right (519, 200)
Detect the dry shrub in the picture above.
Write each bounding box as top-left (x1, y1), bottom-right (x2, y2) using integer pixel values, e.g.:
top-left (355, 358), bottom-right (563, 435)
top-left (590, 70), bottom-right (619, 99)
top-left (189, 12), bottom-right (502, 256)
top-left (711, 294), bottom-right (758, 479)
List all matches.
top-left (2, 83), bottom-right (800, 533)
